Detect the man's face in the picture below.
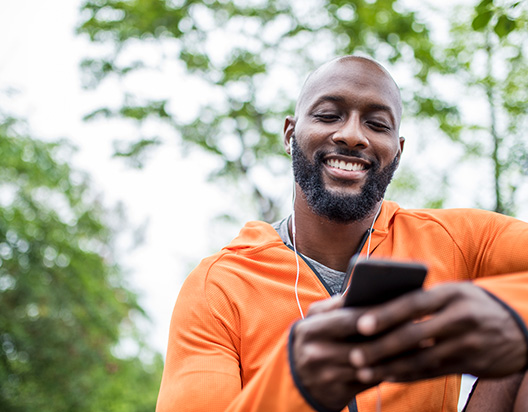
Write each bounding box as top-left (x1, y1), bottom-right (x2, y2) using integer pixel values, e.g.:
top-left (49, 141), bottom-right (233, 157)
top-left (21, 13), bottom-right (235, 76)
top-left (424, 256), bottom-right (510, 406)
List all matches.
top-left (286, 58), bottom-right (404, 223)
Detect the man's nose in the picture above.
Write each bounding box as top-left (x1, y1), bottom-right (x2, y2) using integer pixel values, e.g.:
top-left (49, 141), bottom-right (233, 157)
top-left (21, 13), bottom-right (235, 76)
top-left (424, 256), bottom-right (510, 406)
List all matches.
top-left (331, 114), bottom-right (369, 148)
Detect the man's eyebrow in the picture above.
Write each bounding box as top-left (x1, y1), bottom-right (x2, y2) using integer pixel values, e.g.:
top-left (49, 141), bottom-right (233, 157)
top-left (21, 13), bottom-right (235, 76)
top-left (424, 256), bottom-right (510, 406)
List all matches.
top-left (366, 103), bottom-right (394, 114)
top-left (310, 95), bottom-right (345, 108)
top-left (310, 96), bottom-right (394, 113)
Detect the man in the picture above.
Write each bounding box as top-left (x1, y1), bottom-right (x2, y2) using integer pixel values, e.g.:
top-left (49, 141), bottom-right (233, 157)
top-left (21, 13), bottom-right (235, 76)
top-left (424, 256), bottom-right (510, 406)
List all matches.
top-left (156, 56), bottom-right (528, 411)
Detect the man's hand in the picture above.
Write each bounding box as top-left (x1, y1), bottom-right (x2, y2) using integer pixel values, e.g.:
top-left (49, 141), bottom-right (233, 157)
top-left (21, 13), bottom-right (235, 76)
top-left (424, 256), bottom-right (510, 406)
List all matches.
top-left (292, 296), bottom-right (374, 411)
top-left (348, 282), bottom-right (528, 384)
top-left (292, 282), bottom-right (527, 410)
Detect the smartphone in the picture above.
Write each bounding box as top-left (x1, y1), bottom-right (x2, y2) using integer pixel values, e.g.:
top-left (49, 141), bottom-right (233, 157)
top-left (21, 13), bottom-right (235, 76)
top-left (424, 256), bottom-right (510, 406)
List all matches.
top-left (344, 258), bottom-right (427, 308)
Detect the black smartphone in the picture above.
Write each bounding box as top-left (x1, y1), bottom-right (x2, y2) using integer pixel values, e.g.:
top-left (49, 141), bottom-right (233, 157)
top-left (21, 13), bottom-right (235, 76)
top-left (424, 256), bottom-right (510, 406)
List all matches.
top-left (344, 258), bottom-right (428, 308)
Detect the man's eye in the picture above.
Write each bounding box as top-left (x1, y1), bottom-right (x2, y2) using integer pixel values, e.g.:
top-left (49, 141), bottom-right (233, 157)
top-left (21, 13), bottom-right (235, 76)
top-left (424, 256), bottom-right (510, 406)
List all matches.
top-left (314, 114), bottom-right (339, 122)
top-left (368, 121), bottom-right (390, 131)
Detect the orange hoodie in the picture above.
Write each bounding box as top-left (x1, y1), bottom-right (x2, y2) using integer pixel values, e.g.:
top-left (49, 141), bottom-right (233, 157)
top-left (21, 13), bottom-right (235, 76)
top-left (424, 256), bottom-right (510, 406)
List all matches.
top-left (156, 201), bottom-right (528, 412)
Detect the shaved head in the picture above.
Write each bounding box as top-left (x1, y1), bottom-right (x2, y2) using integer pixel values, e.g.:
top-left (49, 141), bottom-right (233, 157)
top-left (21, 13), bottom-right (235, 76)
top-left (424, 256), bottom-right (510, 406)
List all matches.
top-left (295, 56), bottom-right (402, 127)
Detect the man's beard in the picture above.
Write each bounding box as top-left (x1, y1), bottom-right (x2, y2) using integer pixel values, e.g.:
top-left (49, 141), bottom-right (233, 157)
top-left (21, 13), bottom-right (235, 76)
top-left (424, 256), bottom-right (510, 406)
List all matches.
top-left (291, 137), bottom-right (399, 223)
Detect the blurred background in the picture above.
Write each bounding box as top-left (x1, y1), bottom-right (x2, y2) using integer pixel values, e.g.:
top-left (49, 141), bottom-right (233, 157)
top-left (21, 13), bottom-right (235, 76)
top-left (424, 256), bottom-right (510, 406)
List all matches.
top-left (0, 0), bottom-right (527, 410)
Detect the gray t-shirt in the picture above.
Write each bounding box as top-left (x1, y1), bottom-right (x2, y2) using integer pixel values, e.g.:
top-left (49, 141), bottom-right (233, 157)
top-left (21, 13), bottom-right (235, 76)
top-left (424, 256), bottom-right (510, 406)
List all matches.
top-left (272, 218), bottom-right (346, 295)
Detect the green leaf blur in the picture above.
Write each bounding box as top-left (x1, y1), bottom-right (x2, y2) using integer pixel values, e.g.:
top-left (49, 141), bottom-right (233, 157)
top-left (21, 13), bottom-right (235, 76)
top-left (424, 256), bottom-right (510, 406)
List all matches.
top-left (77, 0), bottom-right (528, 220)
top-left (444, 0), bottom-right (528, 215)
top-left (0, 113), bottom-right (163, 412)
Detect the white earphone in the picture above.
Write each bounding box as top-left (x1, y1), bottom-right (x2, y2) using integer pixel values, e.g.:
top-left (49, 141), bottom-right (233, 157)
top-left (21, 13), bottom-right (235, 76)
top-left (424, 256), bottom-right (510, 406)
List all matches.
top-left (290, 133), bottom-right (382, 318)
top-left (290, 136), bottom-right (303, 318)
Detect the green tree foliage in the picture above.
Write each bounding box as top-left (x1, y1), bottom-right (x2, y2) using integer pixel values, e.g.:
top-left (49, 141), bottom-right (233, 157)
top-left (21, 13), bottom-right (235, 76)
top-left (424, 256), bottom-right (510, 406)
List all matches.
top-left (77, 0), bottom-right (449, 221)
top-left (77, 0), bottom-right (528, 219)
top-left (0, 113), bottom-right (163, 412)
top-left (441, 0), bottom-right (528, 214)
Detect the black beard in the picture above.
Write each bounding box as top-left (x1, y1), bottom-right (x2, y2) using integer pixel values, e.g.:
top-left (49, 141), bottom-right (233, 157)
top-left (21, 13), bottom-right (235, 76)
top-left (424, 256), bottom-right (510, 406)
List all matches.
top-left (291, 138), bottom-right (398, 223)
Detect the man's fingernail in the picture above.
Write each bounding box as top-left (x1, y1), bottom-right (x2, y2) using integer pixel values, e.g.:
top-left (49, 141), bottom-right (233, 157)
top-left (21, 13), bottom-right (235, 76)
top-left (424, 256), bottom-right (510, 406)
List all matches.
top-left (357, 368), bottom-right (374, 383)
top-left (357, 314), bottom-right (376, 335)
top-left (350, 349), bottom-right (365, 367)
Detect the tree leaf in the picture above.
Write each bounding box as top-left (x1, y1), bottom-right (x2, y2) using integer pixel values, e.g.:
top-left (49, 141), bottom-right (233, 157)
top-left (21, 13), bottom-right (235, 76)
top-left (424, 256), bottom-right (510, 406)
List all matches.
top-left (472, 9), bottom-right (493, 31)
top-left (494, 14), bottom-right (516, 38)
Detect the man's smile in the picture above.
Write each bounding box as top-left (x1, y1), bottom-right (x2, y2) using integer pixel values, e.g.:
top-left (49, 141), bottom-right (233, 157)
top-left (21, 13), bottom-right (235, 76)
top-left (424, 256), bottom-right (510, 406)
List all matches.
top-left (325, 158), bottom-right (367, 172)
top-left (322, 155), bottom-right (371, 182)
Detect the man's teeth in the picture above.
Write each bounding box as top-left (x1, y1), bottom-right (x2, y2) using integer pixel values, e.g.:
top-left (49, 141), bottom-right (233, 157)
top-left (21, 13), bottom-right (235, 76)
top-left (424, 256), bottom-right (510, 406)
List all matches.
top-left (326, 159), bottom-right (365, 171)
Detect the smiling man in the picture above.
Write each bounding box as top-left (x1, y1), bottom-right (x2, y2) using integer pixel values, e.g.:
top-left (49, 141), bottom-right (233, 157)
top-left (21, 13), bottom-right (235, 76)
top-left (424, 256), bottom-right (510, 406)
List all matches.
top-left (284, 57), bottom-right (404, 271)
top-left (156, 56), bottom-right (528, 412)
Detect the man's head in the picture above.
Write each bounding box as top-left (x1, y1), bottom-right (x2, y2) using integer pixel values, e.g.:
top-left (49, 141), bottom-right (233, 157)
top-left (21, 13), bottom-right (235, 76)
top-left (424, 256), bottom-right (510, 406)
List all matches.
top-left (284, 56), bottom-right (405, 223)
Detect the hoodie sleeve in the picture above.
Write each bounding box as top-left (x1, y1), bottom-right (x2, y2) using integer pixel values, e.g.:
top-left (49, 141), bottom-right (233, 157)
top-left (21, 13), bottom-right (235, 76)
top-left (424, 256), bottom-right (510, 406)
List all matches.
top-left (460, 211), bottom-right (528, 360)
top-left (155, 257), bottom-right (322, 412)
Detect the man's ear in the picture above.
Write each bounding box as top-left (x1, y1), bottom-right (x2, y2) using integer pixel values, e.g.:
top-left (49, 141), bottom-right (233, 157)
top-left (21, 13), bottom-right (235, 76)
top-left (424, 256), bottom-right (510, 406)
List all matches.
top-left (283, 116), bottom-right (296, 155)
top-left (396, 136), bottom-right (405, 165)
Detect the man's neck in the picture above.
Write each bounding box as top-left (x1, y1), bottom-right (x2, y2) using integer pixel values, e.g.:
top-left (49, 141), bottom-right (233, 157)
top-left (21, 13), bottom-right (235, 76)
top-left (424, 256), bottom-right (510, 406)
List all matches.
top-left (289, 200), bottom-right (380, 273)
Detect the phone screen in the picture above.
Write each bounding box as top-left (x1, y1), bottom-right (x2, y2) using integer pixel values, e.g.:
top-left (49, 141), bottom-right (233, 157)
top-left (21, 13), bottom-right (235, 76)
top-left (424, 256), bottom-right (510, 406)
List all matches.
top-left (344, 259), bottom-right (427, 308)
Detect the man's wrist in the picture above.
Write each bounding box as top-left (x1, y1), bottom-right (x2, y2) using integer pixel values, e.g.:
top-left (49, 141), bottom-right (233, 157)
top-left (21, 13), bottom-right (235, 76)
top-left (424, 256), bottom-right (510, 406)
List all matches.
top-left (479, 288), bottom-right (528, 370)
top-left (287, 322), bottom-right (347, 412)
